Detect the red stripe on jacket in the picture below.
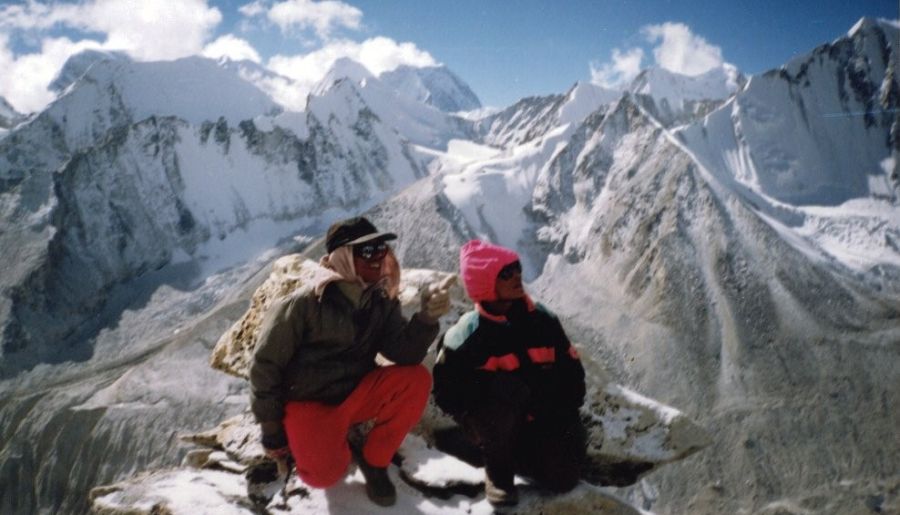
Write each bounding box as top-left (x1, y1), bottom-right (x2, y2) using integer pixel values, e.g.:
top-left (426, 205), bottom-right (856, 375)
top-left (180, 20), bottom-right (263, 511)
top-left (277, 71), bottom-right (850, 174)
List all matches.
top-left (527, 347), bottom-right (556, 364)
top-left (480, 353), bottom-right (521, 371)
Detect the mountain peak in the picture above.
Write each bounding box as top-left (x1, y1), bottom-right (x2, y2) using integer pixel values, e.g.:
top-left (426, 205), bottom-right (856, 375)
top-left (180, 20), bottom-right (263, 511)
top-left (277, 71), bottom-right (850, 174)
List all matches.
top-left (379, 64), bottom-right (482, 112)
top-left (848, 16), bottom-right (899, 38)
top-left (311, 58), bottom-right (375, 97)
top-left (629, 64), bottom-right (746, 109)
top-left (49, 49), bottom-right (130, 94)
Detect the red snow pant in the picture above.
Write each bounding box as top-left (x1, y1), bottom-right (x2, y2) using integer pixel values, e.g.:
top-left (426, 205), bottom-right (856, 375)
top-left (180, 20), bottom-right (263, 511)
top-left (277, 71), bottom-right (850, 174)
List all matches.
top-left (282, 365), bottom-right (431, 488)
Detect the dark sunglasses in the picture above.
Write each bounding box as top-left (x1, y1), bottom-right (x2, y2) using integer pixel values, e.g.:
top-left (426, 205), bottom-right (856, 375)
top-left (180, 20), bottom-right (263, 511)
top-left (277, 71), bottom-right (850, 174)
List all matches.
top-left (497, 261), bottom-right (522, 280)
top-left (353, 241), bottom-right (389, 261)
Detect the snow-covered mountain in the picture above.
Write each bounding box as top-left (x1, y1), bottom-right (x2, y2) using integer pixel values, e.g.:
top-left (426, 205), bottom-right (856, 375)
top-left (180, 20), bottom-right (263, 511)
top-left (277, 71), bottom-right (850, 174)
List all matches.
top-left (310, 57), bottom-right (476, 148)
top-left (1, 16), bottom-right (898, 515)
top-left (0, 53), bottom-right (475, 378)
top-left (379, 64), bottom-right (482, 112)
top-left (627, 64), bottom-right (747, 127)
top-left (474, 81), bottom-right (622, 148)
top-left (378, 17), bottom-right (898, 515)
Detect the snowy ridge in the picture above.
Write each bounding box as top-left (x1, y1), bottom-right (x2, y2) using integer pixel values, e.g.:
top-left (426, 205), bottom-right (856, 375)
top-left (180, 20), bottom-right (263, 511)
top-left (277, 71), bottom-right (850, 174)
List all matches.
top-left (309, 58), bottom-right (475, 148)
top-left (625, 64), bottom-right (746, 128)
top-left (474, 82), bottom-right (620, 149)
top-left (47, 49), bottom-right (129, 94)
top-left (629, 64), bottom-right (744, 110)
top-left (216, 57), bottom-right (307, 112)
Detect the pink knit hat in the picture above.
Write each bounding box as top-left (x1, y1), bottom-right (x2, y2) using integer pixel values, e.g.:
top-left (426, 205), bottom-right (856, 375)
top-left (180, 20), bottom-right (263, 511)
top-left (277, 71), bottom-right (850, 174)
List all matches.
top-left (459, 240), bottom-right (520, 302)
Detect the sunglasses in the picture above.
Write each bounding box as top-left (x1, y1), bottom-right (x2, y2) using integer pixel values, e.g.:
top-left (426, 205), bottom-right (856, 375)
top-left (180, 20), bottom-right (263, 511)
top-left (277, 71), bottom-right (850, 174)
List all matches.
top-left (353, 241), bottom-right (389, 261)
top-left (497, 261), bottom-right (522, 280)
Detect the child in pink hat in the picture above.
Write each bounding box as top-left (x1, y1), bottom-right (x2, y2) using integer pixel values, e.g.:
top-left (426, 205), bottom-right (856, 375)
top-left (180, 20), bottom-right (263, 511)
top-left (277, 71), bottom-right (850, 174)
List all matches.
top-left (433, 240), bottom-right (587, 507)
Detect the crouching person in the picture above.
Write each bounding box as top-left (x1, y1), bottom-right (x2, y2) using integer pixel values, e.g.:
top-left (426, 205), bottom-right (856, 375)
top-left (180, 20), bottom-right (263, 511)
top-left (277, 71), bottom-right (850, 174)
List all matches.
top-left (249, 217), bottom-right (452, 506)
top-left (433, 240), bottom-right (587, 507)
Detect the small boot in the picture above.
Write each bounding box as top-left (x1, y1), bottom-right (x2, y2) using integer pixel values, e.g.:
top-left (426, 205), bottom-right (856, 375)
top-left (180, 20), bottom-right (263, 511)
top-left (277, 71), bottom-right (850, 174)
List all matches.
top-left (350, 437), bottom-right (397, 506)
top-left (484, 474), bottom-right (518, 507)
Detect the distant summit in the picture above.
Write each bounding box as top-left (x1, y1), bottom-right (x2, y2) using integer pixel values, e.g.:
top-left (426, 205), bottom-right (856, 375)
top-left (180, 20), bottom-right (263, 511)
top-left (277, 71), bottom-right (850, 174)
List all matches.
top-left (49, 49), bottom-right (129, 94)
top-left (628, 63), bottom-right (746, 109)
top-left (379, 64), bottom-right (482, 112)
top-left (311, 57), bottom-right (376, 97)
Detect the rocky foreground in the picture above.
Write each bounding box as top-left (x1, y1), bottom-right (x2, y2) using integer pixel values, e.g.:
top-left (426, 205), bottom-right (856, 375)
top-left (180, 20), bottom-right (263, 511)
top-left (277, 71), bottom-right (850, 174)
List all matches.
top-left (88, 255), bottom-right (710, 514)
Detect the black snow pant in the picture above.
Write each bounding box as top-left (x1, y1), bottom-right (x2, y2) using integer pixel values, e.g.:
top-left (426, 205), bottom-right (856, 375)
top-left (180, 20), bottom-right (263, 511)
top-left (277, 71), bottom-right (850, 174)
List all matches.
top-left (457, 375), bottom-right (587, 493)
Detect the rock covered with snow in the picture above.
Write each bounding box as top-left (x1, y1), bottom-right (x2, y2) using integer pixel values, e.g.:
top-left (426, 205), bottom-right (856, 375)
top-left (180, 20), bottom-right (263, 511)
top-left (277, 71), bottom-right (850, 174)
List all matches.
top-left (91, 431), bottom-right (649, 515)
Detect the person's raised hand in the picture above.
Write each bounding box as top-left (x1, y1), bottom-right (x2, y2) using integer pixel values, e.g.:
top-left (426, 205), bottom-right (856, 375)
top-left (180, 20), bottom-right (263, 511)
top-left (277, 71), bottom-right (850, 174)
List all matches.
top-left (419, 274), bottom-right (456, 324)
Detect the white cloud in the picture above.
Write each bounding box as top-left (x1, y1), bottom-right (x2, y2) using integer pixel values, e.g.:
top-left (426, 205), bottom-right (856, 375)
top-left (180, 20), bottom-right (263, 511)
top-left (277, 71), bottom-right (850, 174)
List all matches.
top-left (0, 35), bottom-right (103, 113)
top-left (268, 36), bottom-right (436, 100)
top-left (590, 47), bottom-right (644, 88)
top-left (1, 0), bottom-right (222, 60)
top-left (642, 22), bottom-right (723, 76)
top-left (267, 0), bottom-right (362, 39)
top-left (0, 2), bottom-right (77, 31)
top-left (78, 0), bottom-right (222, 61)
top-left (589, 22), bottom-right (726, 88)
top-left (239, 1), bottom-right (268, 17)
top-left (203, 35), bottom-right (262, 63)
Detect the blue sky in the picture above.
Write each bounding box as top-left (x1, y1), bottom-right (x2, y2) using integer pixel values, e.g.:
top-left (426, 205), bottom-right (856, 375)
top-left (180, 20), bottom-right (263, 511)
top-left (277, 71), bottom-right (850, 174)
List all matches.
top-left (0, 0), bottom-right (896, 113)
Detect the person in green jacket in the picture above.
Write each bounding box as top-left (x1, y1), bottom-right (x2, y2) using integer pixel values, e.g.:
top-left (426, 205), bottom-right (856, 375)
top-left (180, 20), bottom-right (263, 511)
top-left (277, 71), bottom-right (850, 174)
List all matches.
top-left (249, 217), bottom-right (453, 506)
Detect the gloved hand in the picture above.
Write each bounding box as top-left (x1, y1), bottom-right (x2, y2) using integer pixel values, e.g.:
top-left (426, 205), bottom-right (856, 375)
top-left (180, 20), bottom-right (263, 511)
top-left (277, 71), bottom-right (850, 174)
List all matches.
top-left (260, 421), bottom-right (290, 460)
top-left (418, 275), bottom-right (456, 324)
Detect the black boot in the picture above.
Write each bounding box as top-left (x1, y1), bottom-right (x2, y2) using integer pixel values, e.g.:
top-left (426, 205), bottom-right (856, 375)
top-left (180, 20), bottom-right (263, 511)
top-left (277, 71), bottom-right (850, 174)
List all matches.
top-left (349, 437), bottom-right (397, 506)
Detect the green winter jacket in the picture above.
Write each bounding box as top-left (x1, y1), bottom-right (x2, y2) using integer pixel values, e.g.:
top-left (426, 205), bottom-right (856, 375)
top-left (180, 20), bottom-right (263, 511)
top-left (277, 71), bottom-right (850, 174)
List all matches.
top-left (249, 280), bottom-right (439, 424)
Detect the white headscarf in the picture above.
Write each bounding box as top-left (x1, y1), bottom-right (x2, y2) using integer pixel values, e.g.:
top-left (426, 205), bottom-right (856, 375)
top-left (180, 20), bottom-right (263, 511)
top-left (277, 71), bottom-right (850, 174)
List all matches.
top-left (314, 245), bottom-right (401, 300)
